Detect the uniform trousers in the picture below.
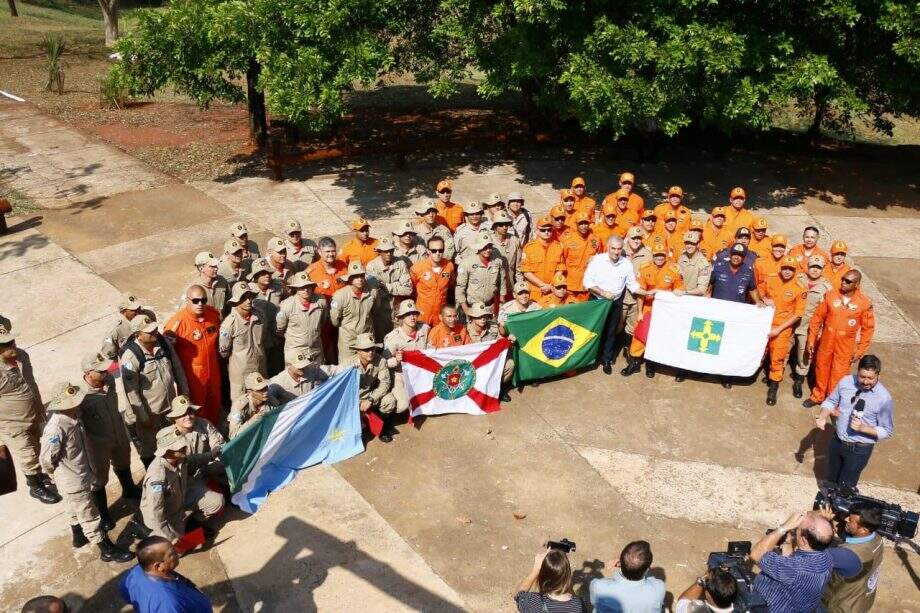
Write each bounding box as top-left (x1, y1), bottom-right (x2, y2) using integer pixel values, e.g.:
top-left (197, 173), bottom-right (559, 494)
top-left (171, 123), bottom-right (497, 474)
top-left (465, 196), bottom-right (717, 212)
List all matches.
top-left (0, 419), bottom-right (42, 475)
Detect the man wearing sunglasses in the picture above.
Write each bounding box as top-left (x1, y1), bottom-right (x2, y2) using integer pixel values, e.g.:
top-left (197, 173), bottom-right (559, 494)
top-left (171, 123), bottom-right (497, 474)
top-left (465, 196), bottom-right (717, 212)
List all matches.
top-left (164, 285), bottom-right (223, 425)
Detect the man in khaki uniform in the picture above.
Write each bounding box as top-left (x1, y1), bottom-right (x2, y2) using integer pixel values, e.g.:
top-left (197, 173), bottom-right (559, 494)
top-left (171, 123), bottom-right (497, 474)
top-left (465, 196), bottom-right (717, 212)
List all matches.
top-left (265, 236), bottom-right (295, 290)
top-left (491, 210), bottom-right (522, 290)
top-left (366, 237), bottom-right (413, 340)
top-left (141, 430), bottom-right (224, 543)
top-left (792, 255), bottom-right (833, 398)
top-left (249, 258), bottom-right (284, 376)
top-left (230, 221), bottom-right (261, 262)
top-left (382, 300), bottom-right (430, 413)
top-left (219, 282), bottom-right (268, 401)
top-left (276, 272), bottom-right (328, 364)
top-left (465, 302), bottom-right (514, 399)
top-left (156, 395), bottom-right (224, 482)
top-left (190, 251), bottom-right (229, 317)
top-left (40, 382), bottom-right (132, 561)
top-left (392, 222), bottom-right (427, 268)
top-left (81, 352), bottom-right (139, 508)
top-left (0, 325), bottom-right (59, 503)
top-left (330, 261), bottom-right (380, 361)
top-left (102, 294), bottom-right (156, 360)
top-left (456, 234), bottom-right (507, 317)
top-left (282, 218), bottom-right (317, 272)
top-left (415, 200), bottom-right (456, 261)
top-left (453, 201), bottom-right (489, 260)
top-left (218, 238), bottom-right (249, 285)
top-left (348, 333), bottom-right (397, 442)
top-left (620, 226), bottom-right (652, 355)
top-left (269, 352), bottom-right (347, 404)
top-left (498, 281), bottom-right (542, 337)
top-left (119, 315), bottom-right (189, 468)
top-left (228, 372), bottom-right (284, 438)
top-left (677, 232), bottom-right (712, 296)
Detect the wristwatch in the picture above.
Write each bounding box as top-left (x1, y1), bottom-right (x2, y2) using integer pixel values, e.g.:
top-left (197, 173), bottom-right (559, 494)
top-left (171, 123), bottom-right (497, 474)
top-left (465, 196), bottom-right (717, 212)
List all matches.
top-left (696, 577), bottom-right (706, 587)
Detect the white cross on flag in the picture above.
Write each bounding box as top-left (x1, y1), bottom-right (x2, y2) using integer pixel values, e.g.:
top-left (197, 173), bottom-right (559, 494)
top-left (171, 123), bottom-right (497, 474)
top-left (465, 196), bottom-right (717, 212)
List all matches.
top-left (402, 338), bottom-right (510, 418)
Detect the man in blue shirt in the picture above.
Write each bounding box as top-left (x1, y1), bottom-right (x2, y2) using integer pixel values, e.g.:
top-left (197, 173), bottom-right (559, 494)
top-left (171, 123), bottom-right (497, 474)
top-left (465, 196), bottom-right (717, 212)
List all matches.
top-left (120, 535), bottom-right (212, 613)
top-left (712, 228), bottom-right (757, 270)
top-left (589, 540), bottom-right (665, 612)
top-left (751, 511), bottom-right (834, 613)
top-left (815, 354), bottom-right (894, 488)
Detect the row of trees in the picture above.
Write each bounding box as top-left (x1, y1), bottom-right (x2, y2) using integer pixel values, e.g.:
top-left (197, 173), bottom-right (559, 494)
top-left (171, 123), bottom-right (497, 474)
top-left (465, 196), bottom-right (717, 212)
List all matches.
top-left (110, 0), bottom-right (920, 144)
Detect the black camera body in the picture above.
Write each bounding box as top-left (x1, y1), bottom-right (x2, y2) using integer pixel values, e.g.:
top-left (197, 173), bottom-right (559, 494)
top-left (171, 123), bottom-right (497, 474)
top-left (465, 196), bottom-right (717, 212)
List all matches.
top-left (814, 486), bottom-right (918, 540)
top-left (546, 538), bottom-right (576, 554)
top-left (707, 541), bottom-right (768, 613)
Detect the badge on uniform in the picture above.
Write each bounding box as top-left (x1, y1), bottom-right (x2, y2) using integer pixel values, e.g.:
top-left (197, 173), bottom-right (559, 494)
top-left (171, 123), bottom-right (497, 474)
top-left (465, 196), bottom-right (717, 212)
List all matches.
top-left (833, 299), bottom-right (842, 308)
top-left (847, 303), bottom-right (858, 311)
top-left (47, 434), bottom-right (61, 444)
top-left (848, 318), bottom-right (857, 327)
top-left (192, 329), bottom-right (202, 341)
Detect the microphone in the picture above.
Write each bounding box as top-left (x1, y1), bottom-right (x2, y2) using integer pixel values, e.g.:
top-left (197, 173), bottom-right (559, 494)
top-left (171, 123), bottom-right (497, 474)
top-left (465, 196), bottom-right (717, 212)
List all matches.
top-left (853, 398), bottom-right (866, 419)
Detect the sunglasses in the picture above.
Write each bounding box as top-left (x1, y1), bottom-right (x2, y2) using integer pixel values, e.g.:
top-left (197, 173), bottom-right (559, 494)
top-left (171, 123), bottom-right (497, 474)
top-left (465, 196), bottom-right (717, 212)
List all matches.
top-left (841, 278), bottom-right (856, 284)
top-left (190, 297), bottom-right (208, 305)
top-left (538, 228), bottom-right (553, 233)
top-left (429, 248), bottom-right (445, 253)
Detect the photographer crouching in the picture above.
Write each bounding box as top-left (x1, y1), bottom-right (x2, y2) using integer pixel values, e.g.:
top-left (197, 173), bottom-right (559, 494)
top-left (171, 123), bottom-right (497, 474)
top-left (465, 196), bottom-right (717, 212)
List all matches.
top-left (675, 566), bottom-right (737, 613)
top-left (513, 540), bottom-right (585, 613)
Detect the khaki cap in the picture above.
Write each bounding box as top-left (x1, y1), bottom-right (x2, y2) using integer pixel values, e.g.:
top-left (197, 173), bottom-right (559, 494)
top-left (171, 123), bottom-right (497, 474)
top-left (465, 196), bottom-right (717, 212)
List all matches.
top-left (552, 271), bottom-right (568, 287)
top-left (415, 199), bottom-right (439, 215)
top-left (224, 238), bottom-right (244, 254)
top-left (230, 222), bottom-right (249, 238)
top-left (228, 281), bottom-right (256, 304)
top-left (396, 299), bottom-right (421, 318)
top-left (485, 193), bottom-right (503, 206)
top-left (808, 255), bottom-right (826, 269)
top-left (683, 232), bottom-right (699, 244)
top-left (166, 395), bottom-right (199, 419)
top-left (195, 251), bottom-right (219, 267)
top-left (0, 324), bottom-right (17, 344)
top-left (374, 236), bottom-right (395, 251)
top-left (436, 180), bottom-right (452, 193)
top-left (118, 294), bottom-right (143, 312)
top-left (467, 302), bottom-right (492, 318)
top-left (266, 236), bottom-right (287, 254)
top-left (392, 221), bottom-right (417, 236)
top-left (155, 430), bottom-right (189, 457)
top-left (286, 351), bottom-right (311, 369)
top-left (245, 372), bottom-right (269, 390)
top-left (626, 226), bottom-right (645, 239)
top-left (506, 191), bottom-right (524, 202)
top-left (492, 210), bottom-right (512, 224)
top-left (463, 201), bottom-right (484, 215)
top-left (82, 352), bottom-right (113, 373)
top-left (248, 258), bottom-right (273, 280)
top-left (350, 332), bottom-right (380, 351)
top-left (130, 315), bottom-right (158, 334)
top-left (513, 280), bottom-right (529, 294)
top-left (351, 218), bottom-right (370, 231)
top-left (473, 233), bottom-right (494, 252)
top-left (345, 260), bottom-right (365, 278)
top-left (48, 382), bottom-right (86, 412)
top-left (771, 234), bottom-right (788, 246)
top-left (288, 271), bottom-right (316, 288)
top-left (284, 218), bottom-right (302, 233)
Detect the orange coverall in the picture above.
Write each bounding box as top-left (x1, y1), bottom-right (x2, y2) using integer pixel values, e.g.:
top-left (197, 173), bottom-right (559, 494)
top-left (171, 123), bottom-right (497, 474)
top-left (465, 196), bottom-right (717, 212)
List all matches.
top-left (561, 231), bottom-right (602, 301)
top-left (824, 263), bottom-right (852, 291)
top-left (754, 255), bottom-right (784, 294)
top-left (340, 237), bottom-right (379, 266)
top-left (749, 234), bottom-right (772, 259)
top-left (164, 307), bottom-right (223, 424)
top-left (788, 244), bottom-right (830, 274)
top-left (652, 203), bottom-right (692, 233)
top-left (612, 208), bottom-right (640, 237)
top-left (410, 259), bottom-right (454, 326)
top-left (806, 289), bottom-right (876, 402)
top-left (724, 207), bottom-right (755, 235)
top-left (629, 262), bottom-right (684, 357)
top-left (428, 322), bottom-right (470, 348)
top-left (701, 222), bottom-right (732, 260)
top-left (602, 192), bottom-right (644, 216)
top-left (762, 277), bottom-right (806, 382)
top-left (593, 219), bottom-right (618, 249)
top-left (520, 239), bottom-right (565, 307)
top-left (436, 201), bottom-right (464, 232)
top-left (307, 260), bottom-right (347, 299)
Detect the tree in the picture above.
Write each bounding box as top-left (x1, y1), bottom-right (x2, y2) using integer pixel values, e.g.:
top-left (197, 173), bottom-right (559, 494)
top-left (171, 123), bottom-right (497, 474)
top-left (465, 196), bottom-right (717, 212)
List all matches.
top-left (98, 0), bottom-right (119, 47)
top-left (8, 0), bottom-right (18, 17)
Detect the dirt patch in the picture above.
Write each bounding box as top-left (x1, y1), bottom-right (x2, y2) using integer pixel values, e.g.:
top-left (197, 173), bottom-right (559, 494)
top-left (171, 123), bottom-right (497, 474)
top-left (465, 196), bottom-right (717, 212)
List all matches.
top-left (81, 103), bottom-right (250, 149)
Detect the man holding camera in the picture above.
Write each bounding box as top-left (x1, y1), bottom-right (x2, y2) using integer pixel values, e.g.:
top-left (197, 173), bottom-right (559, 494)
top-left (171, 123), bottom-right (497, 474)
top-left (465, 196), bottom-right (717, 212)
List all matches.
top-left (750, 511), bottom-right (835, 612)
top-left (818, 503), bottom-right (884, 613)
top-left (589, 540), bottom-right (665, 612)
top-left (675, 567), bottom-right (737, 613)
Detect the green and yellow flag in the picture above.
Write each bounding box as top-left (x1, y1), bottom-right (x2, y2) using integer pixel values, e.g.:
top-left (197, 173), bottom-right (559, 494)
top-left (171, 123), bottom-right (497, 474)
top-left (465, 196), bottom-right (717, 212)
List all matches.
top-left (505, 300), bottom-right (612, 382)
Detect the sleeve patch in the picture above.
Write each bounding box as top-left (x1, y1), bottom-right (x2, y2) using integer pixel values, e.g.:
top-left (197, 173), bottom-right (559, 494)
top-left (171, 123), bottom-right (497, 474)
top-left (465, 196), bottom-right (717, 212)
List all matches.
top-left (150, 483), bottom-right (164, 493)
top-left (47, 434), bottom-right (61, 444)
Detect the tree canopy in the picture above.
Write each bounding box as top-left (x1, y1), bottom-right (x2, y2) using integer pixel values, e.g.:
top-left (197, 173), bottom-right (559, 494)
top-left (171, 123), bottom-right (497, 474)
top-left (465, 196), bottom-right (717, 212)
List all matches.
top-left (112, 0), bottom-right (920, 141)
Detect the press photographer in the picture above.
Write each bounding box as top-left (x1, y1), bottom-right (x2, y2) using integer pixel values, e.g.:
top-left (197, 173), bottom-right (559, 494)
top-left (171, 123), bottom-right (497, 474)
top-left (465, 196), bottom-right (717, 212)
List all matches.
top-left (816, 502), bottom-right (883, 613)
top-left (675, 566), bottom-right (738, 613)
top-left (513, 540), bottom-right (585, 613)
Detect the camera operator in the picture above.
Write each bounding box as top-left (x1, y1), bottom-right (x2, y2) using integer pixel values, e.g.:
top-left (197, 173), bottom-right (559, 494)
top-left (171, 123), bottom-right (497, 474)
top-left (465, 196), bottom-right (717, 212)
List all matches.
top-left (589, 540), bottom-right (665, 613)
top-left (815, 354), bottom-right (894, 488)
top-left (513, 548), bottom-right (585, 613)
top-left (750, 512), bottom-right (834, 612)
top-left (818, 503), bottom-right (884, 613)
top-left (675, 566), bottom-right (737, 613)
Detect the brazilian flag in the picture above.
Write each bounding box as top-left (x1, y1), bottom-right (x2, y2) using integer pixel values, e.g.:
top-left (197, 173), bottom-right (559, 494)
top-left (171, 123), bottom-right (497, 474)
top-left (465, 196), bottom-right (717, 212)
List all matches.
top-left (505, 300), bottom-right (612, 382)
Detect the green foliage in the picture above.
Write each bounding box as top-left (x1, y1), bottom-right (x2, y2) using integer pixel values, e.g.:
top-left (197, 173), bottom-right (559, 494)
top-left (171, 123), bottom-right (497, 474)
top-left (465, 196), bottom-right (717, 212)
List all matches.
top-left (42, 33), bottom-right (66, 94)
top-left (99, 63), bottom-right (132, 108)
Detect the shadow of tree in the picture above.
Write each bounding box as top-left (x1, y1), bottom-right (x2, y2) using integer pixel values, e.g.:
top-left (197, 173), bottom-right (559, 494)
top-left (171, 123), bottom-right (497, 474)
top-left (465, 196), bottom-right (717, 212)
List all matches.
top-left (0, 218), bottom-right (48, 261)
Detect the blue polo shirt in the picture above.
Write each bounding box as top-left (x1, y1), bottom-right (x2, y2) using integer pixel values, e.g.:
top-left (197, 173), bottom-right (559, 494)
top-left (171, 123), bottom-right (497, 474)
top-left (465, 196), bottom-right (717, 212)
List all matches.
top-left (710, 257), bottom-right (757, 303)
top-left (119, 564), bottom-right (212, 613)
top-left (754, 550), bottom-right (833, 613)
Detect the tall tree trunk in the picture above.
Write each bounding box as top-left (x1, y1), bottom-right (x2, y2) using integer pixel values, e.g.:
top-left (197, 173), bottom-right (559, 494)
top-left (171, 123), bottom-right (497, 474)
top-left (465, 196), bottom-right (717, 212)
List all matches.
top-left (246, 59), bottom-right (268, 146)
top-left (8, 0), bottom-right (18, 17)
top-left (98, 0), bottom-right (119, 47)
top-left (806, 96), bottom-right (827, 143)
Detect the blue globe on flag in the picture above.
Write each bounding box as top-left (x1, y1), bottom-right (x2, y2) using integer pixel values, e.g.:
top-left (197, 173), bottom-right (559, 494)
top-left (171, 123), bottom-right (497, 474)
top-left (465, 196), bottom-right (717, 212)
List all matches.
top-left (541, 324), bottom-right (575, 360)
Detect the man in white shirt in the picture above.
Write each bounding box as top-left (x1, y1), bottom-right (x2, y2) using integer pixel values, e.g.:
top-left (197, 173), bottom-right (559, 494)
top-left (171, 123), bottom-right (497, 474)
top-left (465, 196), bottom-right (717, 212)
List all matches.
top-left (583, 236), bottom-right (649, 374)
top-left (675, 567), bottom-right (737, 613)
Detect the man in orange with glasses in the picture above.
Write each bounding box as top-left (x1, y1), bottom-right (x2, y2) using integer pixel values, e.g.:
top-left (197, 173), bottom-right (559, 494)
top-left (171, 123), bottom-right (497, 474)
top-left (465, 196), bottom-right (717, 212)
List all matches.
top-left (435, 179), bottom-right (464, 232)
top-left (602, 171), bottom-right (644, 215)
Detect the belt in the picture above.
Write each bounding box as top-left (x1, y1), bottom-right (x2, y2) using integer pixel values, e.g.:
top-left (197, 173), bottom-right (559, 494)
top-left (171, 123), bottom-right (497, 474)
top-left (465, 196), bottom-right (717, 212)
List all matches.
top-left (836, 435), bottom-right (873, 448)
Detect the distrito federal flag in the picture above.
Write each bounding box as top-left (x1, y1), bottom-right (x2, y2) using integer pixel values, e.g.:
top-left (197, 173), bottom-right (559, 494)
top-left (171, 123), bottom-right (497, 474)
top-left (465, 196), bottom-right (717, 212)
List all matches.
top-left (645, 292), bottom-right (774, 377)
top-left (402, 338), bottom-right (511, 418)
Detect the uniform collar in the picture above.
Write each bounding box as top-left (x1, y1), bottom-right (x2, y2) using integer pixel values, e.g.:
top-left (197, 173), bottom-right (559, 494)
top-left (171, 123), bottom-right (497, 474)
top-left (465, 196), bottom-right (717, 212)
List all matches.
top-left (845, 533), bottom-right (877, 544)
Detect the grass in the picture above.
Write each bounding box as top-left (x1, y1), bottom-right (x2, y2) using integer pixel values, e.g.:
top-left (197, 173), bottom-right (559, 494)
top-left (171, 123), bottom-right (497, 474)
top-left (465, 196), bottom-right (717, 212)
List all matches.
top-left (0, 185), bottom-right (41, 216)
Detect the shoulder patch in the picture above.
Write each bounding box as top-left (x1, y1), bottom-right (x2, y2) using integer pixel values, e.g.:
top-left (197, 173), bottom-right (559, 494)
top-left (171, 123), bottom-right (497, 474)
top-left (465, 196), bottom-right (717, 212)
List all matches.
top-left (150, 483), bottom-right (164, 493)
top-left (47, 434), bottom-right (61, 445)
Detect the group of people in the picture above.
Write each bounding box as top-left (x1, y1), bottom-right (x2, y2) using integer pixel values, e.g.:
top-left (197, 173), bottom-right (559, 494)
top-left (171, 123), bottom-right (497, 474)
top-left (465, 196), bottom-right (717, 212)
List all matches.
top-left (0, 172), bottom-right (895, 601)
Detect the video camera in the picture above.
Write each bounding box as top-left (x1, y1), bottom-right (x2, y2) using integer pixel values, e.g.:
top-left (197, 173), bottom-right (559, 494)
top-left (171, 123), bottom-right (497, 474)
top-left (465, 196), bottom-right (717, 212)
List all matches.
top-left (814, 486), bottom-right (918, 540)
top-left (546, 538), bottom-right (576, 554)
top-left (707, 541), bottom-right (767, 613)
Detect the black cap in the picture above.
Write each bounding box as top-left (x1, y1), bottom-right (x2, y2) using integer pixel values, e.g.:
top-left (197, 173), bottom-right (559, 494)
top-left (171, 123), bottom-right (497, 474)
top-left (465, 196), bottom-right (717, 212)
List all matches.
top-left (735, 227), bottom-right (751, 238)
top-left (731, 243), bottom-right (748, 255)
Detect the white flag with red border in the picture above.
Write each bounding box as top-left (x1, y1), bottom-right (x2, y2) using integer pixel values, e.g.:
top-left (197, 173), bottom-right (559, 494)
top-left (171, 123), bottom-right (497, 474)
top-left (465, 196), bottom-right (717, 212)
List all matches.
top-left (402, 339), bottom-right (510, 418)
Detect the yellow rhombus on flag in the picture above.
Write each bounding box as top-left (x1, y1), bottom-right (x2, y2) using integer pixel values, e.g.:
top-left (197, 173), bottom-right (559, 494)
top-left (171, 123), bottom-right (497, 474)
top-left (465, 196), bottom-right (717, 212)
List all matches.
top-left (521, 316), bottom-right (597, 369)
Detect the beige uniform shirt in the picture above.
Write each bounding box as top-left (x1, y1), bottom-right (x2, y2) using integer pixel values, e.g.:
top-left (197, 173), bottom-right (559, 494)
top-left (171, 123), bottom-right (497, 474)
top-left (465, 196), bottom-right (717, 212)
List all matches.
top-left (219, 309), bottom-right (268, 383)
top-left (275, 295), bottom-right (328, 363)
top-left (677, 251), bottom-right (713, 294)
top-left (383, 325), bottom-right (430, 373)
top-left (120, 339), bottom-right (189, 424)
top-left (217, 258), bottom-right (249, 286)
top-left (157, 418), bottom-right (224, 477)
top-left (456, 256), bottom-right (507, 307)
top-left (491, 233), bottom-right (523, 287)
top-left (80, 378), bottom-right (130, 451)
top-left (102, 309), bottom-right (156, 359)
top-left (466, 321), bottom-right (501, 343)
top-left (285, 239), bottom-right (317, 273)
top-left (253, 286), bottom-right (284, 353)
top-left (393, 243), bottom-right (427, 269)
top-left (624, 245), bottom-right (652, 306)
top-left (453, 223), bottom-right (488, 261)
top-left (40, 412), bottom-right (96, 494)
top-left (366, 257), bottom-right (413, 327)
top-left (795, 275), bottom-right (833, 335)
top-left (497, 300), bottom-right (541, 326)
top-left (228, 393), bottom-right (283, 439)
top-left (141, 457), bottom-right (188, 542)
top-left (350, 355), bottom-right (392, 404)
top-left (416, 223), bottom-right (455, 260)
top-left (268, 364), bottom-right (348, 403)
top-left (0, 350), bottom-right (43, 424)
top-left (329, 286), bottom-right (380, 357)
top-left (191, 276), bottom-right (230, 318)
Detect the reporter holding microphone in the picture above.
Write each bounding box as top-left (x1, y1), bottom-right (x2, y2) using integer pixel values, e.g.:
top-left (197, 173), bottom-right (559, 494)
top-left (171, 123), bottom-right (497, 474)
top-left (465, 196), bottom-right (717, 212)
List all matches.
top-left (815, 355), bottom-right (894, 488)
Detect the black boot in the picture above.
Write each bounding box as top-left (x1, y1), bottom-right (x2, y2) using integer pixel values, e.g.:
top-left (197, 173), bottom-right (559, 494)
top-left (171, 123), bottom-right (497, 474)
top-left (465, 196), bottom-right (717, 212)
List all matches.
top-left (26, 474), bottom-right (61, 504)
top-left (71, 524), bottom-right (89, 548)
top-left (602, 361), bottom-right (612, 375)
top-left (621, 334), bottom-right (633, 360)
top-left (499, 383), bottom-right (512, 402)
top-left (141, 456), bottom-right (154, 469)
top-left (124, 518), bottom-right (151, 540)
top-left (674, 369), bottom-right (686, 383)
top-left (186, 516), bottom-right (218, 540)
top-left (792, 375), bottom-right (804, 399)
top-left (92, 489), bottom-right (115, 531)
top-left (766, 381), bottom-right (779, 406)
top-left (97, 535), bottom-right (133, 563)
top-left (115, 468), bottom-right (142, 500)
top-left (379, 414), bottom-right (394, 443)
top-left (645, 361), bottom-right (656, 378)
top-left (620, 356), bottom-right (641, 377)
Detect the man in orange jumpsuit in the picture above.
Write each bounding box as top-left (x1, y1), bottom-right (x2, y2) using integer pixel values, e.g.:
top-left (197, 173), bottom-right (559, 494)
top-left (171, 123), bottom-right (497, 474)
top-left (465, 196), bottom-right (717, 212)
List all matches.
top-left (653, 186), bottom-right (692, 233)
top-left (824, 240), bottom-right (852, 290)
top-left (560, 190), bottom-right (585, 228)
top-left (594, 201), bottom-right (619, 248)
top-left (435, 180), bottom-right (464, 232)
top-left (658, 211), bottom-right (684, 260)
top-left (804, 269), bottom-right (875, 407)
top-left (789, 226), bottom-right (829, 273)
top-left (164, 285), bottom-right (222, 424)
top-left (427, 305), bottom-right (470, 348)
top-left (761, 256), bottom-right (806, 405)
top-left (561, 212), bottom-right (602, 302)
top-left (410, 236), bottom-right (454, 326)
top-left (549, 205), bottom-right (569, 241)
top-left (724, 187), bottom-right (754, 236)
top-left (639, 211), bottom-right (665, 251)
top-left (308, 237), bottom-right (347, 362)
top-left (570, 177), bottom-right (596, 218)
top-left (754, 234), bottom-right (788, 293)
top-left (749, 217), bottom-right (772, 258)
top-left (340, 218), bottom-right (379, 265)
top-left (611, 189), bottom-right (640, 236)
top-left (521, 216), bottom-right (566, 307)
top-left (602, 171), bottom-right (644, 215)
top-left (701, 207), bottom-right (732, 260)
top-left (622, 243), bottom-right (684, 378)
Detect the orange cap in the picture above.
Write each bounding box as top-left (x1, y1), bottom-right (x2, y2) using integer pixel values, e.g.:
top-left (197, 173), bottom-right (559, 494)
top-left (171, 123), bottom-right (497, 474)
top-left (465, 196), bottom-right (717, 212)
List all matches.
top-left (436, 180), bottom-right (452, 193)
top-left (537, 216), bottom-right (553, 228)
top-left (780, 255), bottom-right (797, 269)
top-left (668, 185), bottom-right (683, 198)
top-left (771, 234), bottom-right (788, 246)
top-left (575, 212), bottom-right (591, 224)
top-left (602, 201), bottom-right (618, 216)
top-left (351, 218), bottom-right (370, 231)
top-left (664, 210), bottom-right (678, 222)
top-left (570, 177), bottom-right (586, 189)
top-left (614, 188), bottom-right (630, 201)
top-left (550, 204), bottom-right (566, 219)
top-left (711, 206), bottom-right (726, 217)
top-left (753, 217), bottom-right (768, 230)
top-left (560, 189), bottom-right (576, 201)
top-left (831, 240), bottom-right (848, 254)
top-left (619, 171), bottom-right (635, 184)
top-left (730, 187), bottom-right (746, 199)
top-left (641, 210), bottom-right (657, 220)
top-left (651, 243), bottom-right (668, 256)
top-left (552, 271), bottom-right (568, 287)
top-left (689, 219), bottom-right (704, 231)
